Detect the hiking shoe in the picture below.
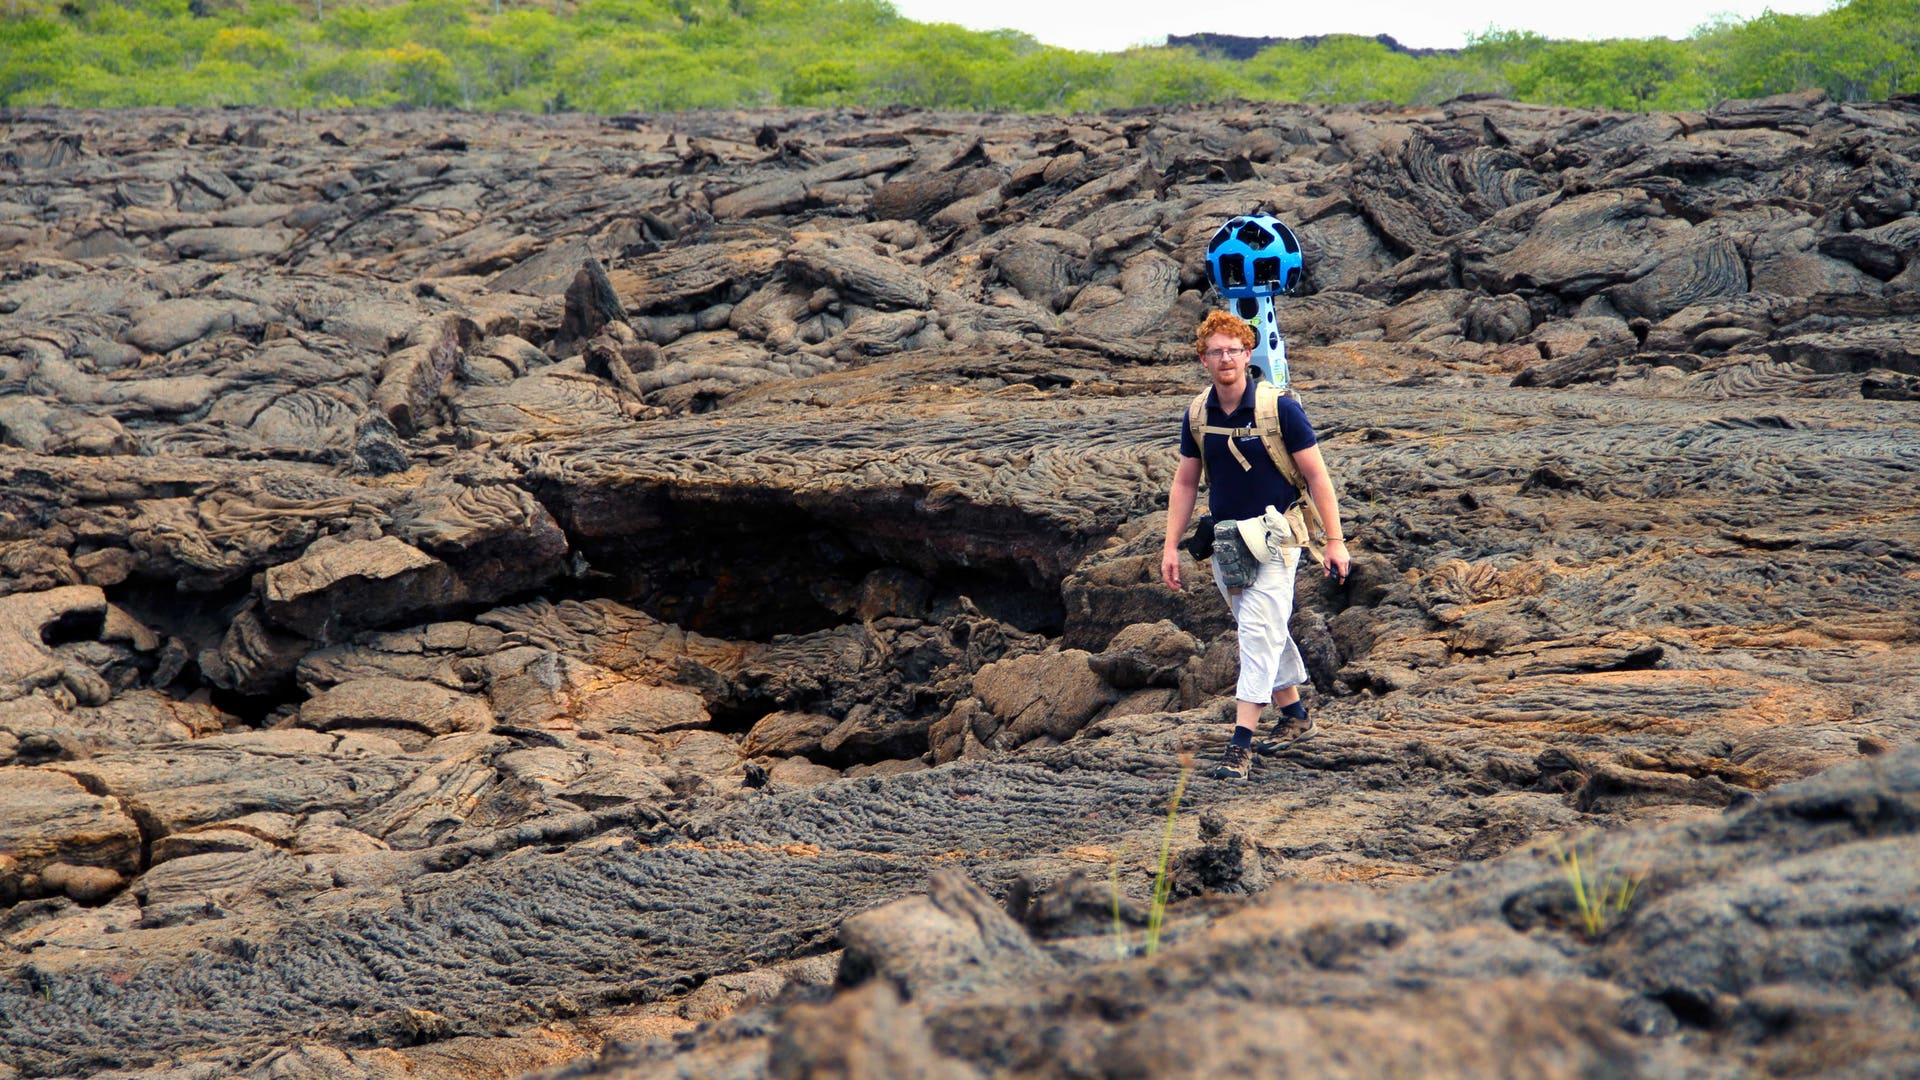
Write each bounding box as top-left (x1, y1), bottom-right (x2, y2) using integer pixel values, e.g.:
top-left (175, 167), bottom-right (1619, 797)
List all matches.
top-left (1211, 742), bottom-right (1254, 780)
top-left (1262, 706), bottom-right (1317, 748)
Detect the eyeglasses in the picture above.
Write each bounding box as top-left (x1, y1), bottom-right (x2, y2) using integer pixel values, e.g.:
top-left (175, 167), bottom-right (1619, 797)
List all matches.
top-left (1201, 347), bottom-right (1250, 361)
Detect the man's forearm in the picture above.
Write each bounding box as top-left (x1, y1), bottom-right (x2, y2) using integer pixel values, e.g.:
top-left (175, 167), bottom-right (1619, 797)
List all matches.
top-left (1307, 474), bottom-right (1343, 541)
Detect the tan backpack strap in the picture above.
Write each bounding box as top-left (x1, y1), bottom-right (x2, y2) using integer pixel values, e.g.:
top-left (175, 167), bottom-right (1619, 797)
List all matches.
top-left (1186, 390), bottom-right (1211, 485)
top-left (1193, 389), bottom-right (1270, 475)
top-left (1255, 382), bottom-right (1328, 564)
top-left (1198, 426), bottom-right (1254, 471)
top-left (1253, 383), bottom-right (1305, 490)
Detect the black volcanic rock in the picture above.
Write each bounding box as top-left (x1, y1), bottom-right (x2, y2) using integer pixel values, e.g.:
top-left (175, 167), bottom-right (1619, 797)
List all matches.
top-left (1168, 31), bottom-right (1454, 61)
top-left (0, 94), bottom-right (1916, 1078)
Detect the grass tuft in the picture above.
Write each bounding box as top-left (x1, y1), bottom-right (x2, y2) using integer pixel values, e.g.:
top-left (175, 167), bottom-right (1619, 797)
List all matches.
top-left (1144, 751), bottom-right (1195, 957)
top-left (1552, 839), bottom-right (1644, 940)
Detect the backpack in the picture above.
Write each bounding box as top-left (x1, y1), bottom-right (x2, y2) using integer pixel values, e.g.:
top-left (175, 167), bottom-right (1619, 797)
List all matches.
top-left (1186, 380), bottom-right (1328, 565)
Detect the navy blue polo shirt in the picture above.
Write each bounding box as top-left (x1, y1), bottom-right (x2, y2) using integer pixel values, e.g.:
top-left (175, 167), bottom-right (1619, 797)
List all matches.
top-left (1178, 382), bottom-right (1317, 521)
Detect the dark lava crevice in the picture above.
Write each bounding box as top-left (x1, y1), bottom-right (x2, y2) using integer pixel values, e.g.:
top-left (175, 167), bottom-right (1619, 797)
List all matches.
top-left (532, 479), bottom-right (1077, 640)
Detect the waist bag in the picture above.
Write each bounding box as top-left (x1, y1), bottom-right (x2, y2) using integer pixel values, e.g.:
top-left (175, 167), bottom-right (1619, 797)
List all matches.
top-left (1212, 518), bottom-right (1260, 589)
top-left (1213, 505), bottom-right (1307, 590)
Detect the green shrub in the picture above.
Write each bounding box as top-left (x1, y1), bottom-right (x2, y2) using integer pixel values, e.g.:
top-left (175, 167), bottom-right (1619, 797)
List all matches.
top-left (0, 17), bottom-right (73, 100)
top-left (305, 46), bottom-right (399, 105)
top-left (1099, 46), bottom-right (1244, 107)
top-left (319, 5), bottom-right (407, 49)
top-left (1247, 35), bottom-right (1424, 104)
top-left (1697, 0), bottom-right (1919, 102)
top-left (206, 25), bottom-right (294, 68)
top-left (782, 57), bottom-right (857, 105)
top-left (173, 55), bottom-right (284, 104)
top-left (385, 39), bottom-right (457, 105)
top-left (1, 0), bottom-right (1913, 113)
top-left (989, 47), bottom-right (1109, 111)
top-left (1509, 37), bottom-right (1698, 110)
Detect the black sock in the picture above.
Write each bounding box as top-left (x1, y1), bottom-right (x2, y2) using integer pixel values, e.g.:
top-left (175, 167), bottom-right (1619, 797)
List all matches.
top-left (1279, 700), bottom-right (1307, 720)
top-left (1230, 726), bottom-right (1254, 749)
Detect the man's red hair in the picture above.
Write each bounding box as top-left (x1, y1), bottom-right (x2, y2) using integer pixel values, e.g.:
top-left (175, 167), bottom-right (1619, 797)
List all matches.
top-left (1194, 310), bottom-right (1255, 356)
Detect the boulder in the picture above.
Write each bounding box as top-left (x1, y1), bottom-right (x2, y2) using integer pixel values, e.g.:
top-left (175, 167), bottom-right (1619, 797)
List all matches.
top-left (262, 537), bottom-right (456, 642)
top-left (967, 648), bottom-right (1116, 749)
top-left (837, 869), bottom-right (1058, 1004)
top-left (298, 676), bottom-right (495, 747)
top-left (1088, 620), bottom-right (1200, 690)
top-left (0, 768), bottom-right (142, 889)
top-left (122, 298), bottom-right (270, 353)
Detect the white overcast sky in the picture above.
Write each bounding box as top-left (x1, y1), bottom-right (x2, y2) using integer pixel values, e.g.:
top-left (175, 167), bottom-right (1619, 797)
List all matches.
top-left (886, 0), bottom-right (1842, 52)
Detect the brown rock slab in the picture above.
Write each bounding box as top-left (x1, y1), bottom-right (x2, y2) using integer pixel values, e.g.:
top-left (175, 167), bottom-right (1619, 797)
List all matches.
top-left (743, 710), bottom-right (841, 757)
top-left (0, 768), bottom-right (142, 887)
top-left (298, 676), bottom-right (495, 747)
top-left (573, 680), bottom-right (711, 735)
top-left (121, 297), bottom-right (271, 353)
top-left (263, 537), bottom-right (455, 642)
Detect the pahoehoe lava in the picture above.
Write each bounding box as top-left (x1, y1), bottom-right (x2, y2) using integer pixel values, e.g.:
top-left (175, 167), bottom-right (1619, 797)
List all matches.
top-left (1, 91), bottom-right (1917, 1078)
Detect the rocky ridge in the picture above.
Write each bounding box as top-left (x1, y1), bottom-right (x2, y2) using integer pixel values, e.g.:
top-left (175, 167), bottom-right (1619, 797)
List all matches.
top-left (0, 91), bottom-right (1916, 1077)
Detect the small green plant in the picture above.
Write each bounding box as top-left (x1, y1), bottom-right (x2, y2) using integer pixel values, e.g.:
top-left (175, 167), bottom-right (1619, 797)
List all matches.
top-left (1144, 751), bottom-right (1195, 957)
top-left (1104, 750), bottom-right (1196, 960)
top-left (1553, 839), bottom-right (1644, 940)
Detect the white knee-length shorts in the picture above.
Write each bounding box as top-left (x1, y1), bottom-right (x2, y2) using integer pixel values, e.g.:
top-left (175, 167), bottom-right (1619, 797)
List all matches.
top-left (1212, 546), bottom-right (1306, 704)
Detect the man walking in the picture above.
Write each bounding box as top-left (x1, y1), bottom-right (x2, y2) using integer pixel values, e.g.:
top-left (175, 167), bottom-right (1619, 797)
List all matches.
top-left (1160, 310), bottom-right (1350, 780)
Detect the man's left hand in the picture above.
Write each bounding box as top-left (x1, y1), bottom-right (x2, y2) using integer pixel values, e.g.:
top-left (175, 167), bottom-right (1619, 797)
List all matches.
top-left (1324, 538), bottom-right (1351, 583)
